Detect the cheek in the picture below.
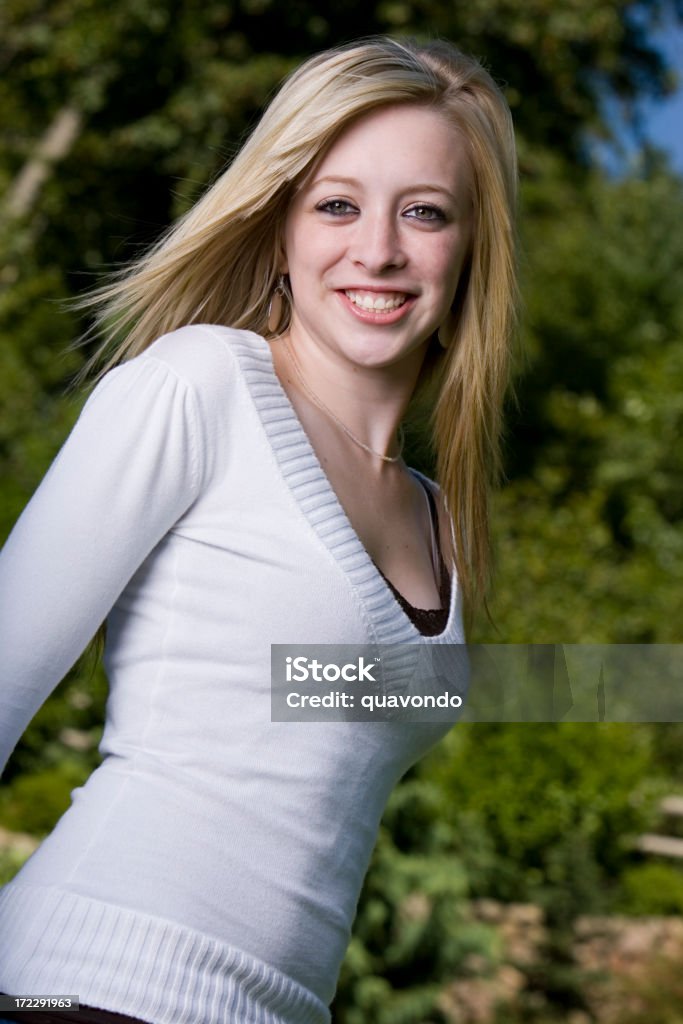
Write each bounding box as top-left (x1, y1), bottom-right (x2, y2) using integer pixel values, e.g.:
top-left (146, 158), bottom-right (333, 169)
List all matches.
top-left (287, 236), bottom-right (341, 285)
top-left (439, 234), bottom-right (471, 295)
top-left (427, 249), bottom-right (466, 300)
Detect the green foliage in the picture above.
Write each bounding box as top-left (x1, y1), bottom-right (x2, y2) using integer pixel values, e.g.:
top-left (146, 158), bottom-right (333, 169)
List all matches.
top-left (0, 762), bottom-right (89, 835)
top-left (1, 0), bottom-right (676, 172)
top-left (424, 723), bottom-right (662, 925)
top-left (616, 862), bottom-right (683, 916)
top-left (0, 240), bottom-right (83, 537)
top-left (333, 778), bottom-right (498, 1024)
top-left (646, 724), bottom-right (683, 784)
top-left (476, 165), bottom-right (683, 644)
top-left (0, 666), bottom-right (106, 836)
top-left (0, 847), bottom-right (32, 886)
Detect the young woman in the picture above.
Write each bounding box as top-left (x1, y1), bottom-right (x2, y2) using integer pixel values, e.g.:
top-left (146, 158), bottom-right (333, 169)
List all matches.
top-left (0, 36), bottom-right (517, 1024)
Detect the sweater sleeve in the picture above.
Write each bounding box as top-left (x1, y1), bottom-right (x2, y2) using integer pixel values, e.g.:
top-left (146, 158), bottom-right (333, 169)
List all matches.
top-left (0, 352), bottom-right (204, 776)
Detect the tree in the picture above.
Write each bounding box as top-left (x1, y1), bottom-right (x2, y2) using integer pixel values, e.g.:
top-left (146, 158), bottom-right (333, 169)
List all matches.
top-left (476, 163), bottom-right (683, 643)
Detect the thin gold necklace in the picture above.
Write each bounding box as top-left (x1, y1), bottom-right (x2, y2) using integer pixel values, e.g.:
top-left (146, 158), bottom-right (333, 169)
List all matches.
top-left (283, 338), bottom-right (404, 464)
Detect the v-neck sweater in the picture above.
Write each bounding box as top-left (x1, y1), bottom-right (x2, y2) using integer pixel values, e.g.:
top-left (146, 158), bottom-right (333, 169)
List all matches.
top-left (0, 325), bottom-right (465, 1024)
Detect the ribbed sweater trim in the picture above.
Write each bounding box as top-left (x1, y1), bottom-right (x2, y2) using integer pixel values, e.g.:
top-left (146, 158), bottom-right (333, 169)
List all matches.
top-left (0, 884), bottom-right (329, 1024)
top-left (214, 329), bottom-right (458, 648)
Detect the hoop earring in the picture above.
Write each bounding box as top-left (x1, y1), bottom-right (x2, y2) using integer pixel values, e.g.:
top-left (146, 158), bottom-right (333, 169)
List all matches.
top-left (267, 274), bottom-right (287, 334)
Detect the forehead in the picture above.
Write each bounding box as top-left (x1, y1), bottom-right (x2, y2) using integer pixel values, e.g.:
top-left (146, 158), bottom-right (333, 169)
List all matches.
top-left (305, 103), bottom-right (472, 195)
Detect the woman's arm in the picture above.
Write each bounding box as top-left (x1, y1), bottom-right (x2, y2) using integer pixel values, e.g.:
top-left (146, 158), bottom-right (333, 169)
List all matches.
top-left (0, 348), bottom-right (205, 775)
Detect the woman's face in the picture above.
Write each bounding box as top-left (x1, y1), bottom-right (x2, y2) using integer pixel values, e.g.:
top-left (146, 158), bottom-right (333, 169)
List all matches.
top-left (282, 103), bottom-right (473, 375)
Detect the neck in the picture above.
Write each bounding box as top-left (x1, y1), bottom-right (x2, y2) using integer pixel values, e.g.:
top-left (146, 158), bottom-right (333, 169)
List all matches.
top-left (274, 329), bottom-right (426, 461)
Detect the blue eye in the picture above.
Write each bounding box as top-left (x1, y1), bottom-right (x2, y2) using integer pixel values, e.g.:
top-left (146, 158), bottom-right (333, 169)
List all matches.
top-left (315, 199), bottom-right (357, 216)
top-left (405, 204), bottom-right (446, 222)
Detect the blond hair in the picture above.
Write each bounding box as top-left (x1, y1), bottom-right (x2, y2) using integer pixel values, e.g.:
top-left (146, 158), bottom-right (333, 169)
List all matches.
top-left (76, 36), bottom-right (518, 621)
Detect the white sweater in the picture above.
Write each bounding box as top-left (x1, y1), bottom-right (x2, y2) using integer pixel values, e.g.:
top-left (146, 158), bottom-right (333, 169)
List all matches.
top-left (0, 326), bottom-right (464, 1024)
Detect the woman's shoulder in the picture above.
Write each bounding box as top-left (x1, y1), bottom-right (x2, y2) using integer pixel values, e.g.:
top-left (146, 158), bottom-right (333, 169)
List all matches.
top-left (138, 324), bottom-right (265, 392)
top-left (85, 325), bottom-right (268, 485)
top-left (71, 323), bottom-right (266, 491)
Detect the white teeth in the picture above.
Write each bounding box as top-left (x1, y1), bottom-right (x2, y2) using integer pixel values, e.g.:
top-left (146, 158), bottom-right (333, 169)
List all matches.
top-left (345, 290), bottom-right (407, 311)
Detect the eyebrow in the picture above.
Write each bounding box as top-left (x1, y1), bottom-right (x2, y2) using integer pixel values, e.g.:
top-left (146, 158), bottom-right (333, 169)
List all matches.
top-left (310, 175), bottom-right (460, 203)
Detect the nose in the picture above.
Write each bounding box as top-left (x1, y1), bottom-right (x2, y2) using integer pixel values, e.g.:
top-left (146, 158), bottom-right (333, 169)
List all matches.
top-left (348, 209), bottom-right (407, 274)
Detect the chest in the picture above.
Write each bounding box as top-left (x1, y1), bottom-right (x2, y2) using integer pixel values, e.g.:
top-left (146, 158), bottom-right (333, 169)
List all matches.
top-left (319, 459), bottom-right (441, 610)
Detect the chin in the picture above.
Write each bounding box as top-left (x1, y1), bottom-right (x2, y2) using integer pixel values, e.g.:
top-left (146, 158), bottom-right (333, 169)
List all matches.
top-left (335, 334), bottom-right (423, 369)
top-left (341, 348), bottom-right (408, 371)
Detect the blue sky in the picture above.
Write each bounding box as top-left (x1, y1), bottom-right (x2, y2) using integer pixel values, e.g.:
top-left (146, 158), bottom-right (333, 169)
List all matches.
top-left (616, 20), bottom-right (683, 172)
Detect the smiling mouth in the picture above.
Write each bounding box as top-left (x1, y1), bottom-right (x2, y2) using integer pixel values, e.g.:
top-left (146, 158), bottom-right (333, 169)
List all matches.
top-left (344, 290), bottom-right (408, 312)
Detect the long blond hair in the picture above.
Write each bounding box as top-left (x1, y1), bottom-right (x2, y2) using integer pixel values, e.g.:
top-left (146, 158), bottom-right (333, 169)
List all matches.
top-left (76, 36), bottom-right (518, 620)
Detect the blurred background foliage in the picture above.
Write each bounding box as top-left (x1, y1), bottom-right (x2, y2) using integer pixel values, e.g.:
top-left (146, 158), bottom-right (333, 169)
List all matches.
top-left (1, 0), bottom-right (683, 1020)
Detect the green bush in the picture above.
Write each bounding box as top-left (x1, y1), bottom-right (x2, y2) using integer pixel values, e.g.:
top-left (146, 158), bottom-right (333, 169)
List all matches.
top-left (0, 762), bottom-right (90, 836)
top-left (0, 847), bottom-right (32, 886)
top-left (616, 862), bottom-right (683, 916)
top-left (424, 723), bottom-right (661, 925)
top-left (334, 777), bottom-right (497, 1024)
